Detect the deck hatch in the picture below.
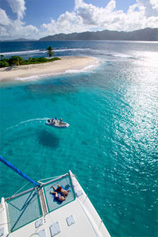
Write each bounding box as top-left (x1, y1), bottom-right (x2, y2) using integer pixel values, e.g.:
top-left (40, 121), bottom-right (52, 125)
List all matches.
top-left (35, 218), bottom-right (43, 228)
top-left (38, 229), bottom-right (46, 237)
top-left (66, 215), bottom-right (75, 226)
top-left (0, 227), bottom-right (4, 236)
top-left (49, 222), bottom-right (61, 236)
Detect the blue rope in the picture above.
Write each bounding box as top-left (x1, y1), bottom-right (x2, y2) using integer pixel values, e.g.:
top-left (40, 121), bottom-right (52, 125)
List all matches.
top-left (0, 156), bottom-right (39, 187)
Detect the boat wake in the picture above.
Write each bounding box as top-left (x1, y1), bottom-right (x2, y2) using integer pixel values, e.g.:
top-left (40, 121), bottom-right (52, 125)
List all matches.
top-left (4, 117), bottom-right (49, 133)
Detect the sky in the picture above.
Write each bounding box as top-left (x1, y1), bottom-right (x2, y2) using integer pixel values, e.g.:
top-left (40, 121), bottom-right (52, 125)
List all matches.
top-left (0, 0), bottom-right (158, 40)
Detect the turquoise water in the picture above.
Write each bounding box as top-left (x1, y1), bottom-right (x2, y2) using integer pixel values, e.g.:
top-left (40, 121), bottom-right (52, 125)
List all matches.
top-left (0, 41), bottom-right (158, 236)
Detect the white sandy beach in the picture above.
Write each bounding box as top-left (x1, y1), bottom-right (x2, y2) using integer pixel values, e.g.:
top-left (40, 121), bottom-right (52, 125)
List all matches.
top-left (0, 56), bottom-right (99, 83)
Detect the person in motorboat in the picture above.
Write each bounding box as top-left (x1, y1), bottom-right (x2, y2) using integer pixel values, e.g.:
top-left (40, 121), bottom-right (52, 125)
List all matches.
top-left (59, 118), bottom-right (63, 125)
top-left (51, 185), bottom-right (69, 197)
top-left (48, 118), bottom-right (55, 125)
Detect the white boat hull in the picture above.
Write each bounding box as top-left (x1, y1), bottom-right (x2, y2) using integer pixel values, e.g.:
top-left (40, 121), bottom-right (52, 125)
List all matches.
top-left (46, 119), bottom-right (69, 128)
top-left (0, 171), bottom-right (110, 237)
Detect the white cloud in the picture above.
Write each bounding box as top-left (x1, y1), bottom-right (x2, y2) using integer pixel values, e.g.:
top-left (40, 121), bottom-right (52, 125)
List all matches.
top-left (146, 16), bottom-right (158, 28)
top-left (0, 8), bottom-right (11, 25)
top-left (0, 23), bottom-right (39, 40)
top-left (0, 0), bottom-right (39, 40)
top-left (7, 0), bottom-right (26, 20)
top-left (136, 0), bottom-right (158, 17)
top-left (0, 11), bottom-right (39, 40)
top-left (41, 0), bottom-right (125, 35)
top-left (75, 0), bottom-right (118, 25)
top-left (73, 0), bottom-right (158, 31)
top-left (75, 0), bottom-right (84, 10)
top-left (0, 0), bottom-right (158, 40)
top-left (150, 0), bottom-right (158, 10)
top-left (41, 12), bottom-right (85, 35)
top-left (106, 0), bottom-right (116, 12)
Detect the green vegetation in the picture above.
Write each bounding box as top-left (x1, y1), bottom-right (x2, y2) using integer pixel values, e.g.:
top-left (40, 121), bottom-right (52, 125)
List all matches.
top-left (0, 46), bottom-right (60, 68)
top-left (0, 56), bottom-right (61, 68)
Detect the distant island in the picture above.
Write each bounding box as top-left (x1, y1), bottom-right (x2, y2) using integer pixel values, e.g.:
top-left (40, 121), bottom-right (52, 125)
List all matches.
top-left (0, 28), bottom-right (158, 42)
top-left (0, 38), bottom-right (36, 42)
top-left (39, 28), bottom-right (158, 41)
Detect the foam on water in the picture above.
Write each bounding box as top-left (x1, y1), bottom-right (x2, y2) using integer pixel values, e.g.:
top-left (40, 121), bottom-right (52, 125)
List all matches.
top-left (1, 47), bottom-right (133, 59)
top-left (66, 58), bottom-right (101, 74)
top-left (15, 75), bottom-right (41, 81)
top-left (54, 47), bottom-right (91, 52)
top-left (1, 49), bottom-right (45, 56)
top-left (65, 65), bottom-right (96, 74)
top-left (5, 118), bottom-right (49, 132)
top-left (1, 48), bottom-right (91, 57)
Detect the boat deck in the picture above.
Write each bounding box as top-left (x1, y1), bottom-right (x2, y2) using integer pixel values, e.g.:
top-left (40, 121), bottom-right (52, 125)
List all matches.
top-left (5, 174), bottom-right (75, 233)
top-left (0, 172), bottom-right (110, 237)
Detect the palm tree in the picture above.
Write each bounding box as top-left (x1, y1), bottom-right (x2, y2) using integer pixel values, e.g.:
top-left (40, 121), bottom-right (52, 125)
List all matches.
top-left (46, 46), bottom-right (54, 57)
top-left (9, 56), bottom-right (23, 66)
top-left (0, 55), bottom-right (4, 60)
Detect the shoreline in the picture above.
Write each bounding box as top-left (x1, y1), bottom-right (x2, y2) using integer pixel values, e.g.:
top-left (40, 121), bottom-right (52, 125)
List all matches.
top-left (0, 56), bottom-right (100, 83)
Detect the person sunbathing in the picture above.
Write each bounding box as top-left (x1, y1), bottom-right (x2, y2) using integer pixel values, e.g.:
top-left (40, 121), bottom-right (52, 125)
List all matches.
top-left (50, 191), bottom-right (66, 202)
top-left (51, 185), bottom-right (69, 197)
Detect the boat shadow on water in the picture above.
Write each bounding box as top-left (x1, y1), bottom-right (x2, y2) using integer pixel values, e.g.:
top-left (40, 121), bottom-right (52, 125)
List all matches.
top-left (38, 130), bottom-right (59, 149)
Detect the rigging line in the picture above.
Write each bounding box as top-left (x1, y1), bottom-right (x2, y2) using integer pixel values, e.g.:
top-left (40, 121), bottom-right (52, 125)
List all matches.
top-left (38, 175), bottom-right (59, 182)
top-left (11, 181), bottom-right (30, 197)
top-left (0, 220), bottom-right (14, 226)
top-left (0, 156), bottom-right (39, 187)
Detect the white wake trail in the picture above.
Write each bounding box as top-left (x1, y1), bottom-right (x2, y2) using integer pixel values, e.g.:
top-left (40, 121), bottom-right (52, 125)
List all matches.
top-left (5, 117), bottom-right (49, 132)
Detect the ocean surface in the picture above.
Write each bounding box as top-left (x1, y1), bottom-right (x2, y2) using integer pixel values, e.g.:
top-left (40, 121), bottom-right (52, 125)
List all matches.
top-left (0, 40), bottom-right (158, 237)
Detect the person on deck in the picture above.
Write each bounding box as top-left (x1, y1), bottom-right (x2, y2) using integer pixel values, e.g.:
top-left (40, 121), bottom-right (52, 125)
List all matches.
top-left (51, 185), bottom-right (69, 197)
top-left (50, 191), bottom-right (66, 202)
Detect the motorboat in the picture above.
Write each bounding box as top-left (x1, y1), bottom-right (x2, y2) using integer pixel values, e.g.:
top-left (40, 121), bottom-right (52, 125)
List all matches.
top-left (46, 118), bottom-right (69, 128)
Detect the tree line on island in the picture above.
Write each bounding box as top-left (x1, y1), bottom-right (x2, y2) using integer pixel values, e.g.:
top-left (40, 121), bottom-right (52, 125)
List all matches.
top-left (0, 46), bottom-right (60, 68)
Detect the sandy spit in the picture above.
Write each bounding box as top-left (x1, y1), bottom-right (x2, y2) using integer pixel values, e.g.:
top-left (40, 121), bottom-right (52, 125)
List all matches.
top-left (0, 56), bottom-right (99, 83)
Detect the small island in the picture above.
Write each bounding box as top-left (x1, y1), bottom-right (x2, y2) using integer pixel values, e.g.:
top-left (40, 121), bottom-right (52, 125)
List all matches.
top-left (0, 46), bottom-right (99, 83)
top-left (0, 46), bottom-right (60, 68)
